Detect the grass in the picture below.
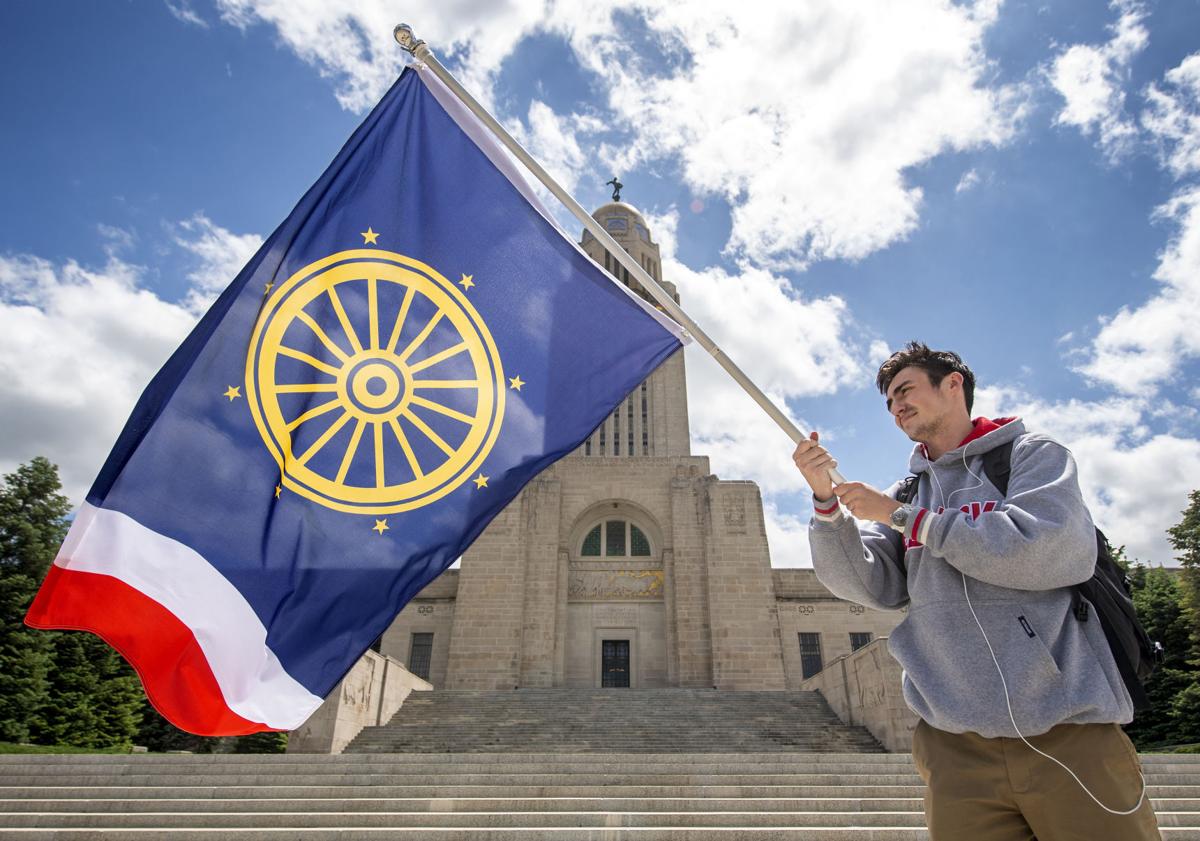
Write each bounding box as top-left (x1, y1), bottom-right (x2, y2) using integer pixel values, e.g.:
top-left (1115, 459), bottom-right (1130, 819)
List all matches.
top-left (0, 741), bottom-right (132, 755)
top-left (1144, 742), bottom-right (1200, 754)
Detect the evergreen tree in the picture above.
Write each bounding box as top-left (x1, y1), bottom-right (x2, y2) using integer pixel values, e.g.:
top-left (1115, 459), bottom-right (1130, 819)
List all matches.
top-left (0, 458), bottom-right (69, 742)
top-left (1124, 564), bottom-right (1194, 747)
top-left (1168, 490), bottom-right (1200, 668)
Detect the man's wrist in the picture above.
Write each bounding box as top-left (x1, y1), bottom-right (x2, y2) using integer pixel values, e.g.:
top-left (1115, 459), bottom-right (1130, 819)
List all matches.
top-left (813, 494), bottom-right (843, 524)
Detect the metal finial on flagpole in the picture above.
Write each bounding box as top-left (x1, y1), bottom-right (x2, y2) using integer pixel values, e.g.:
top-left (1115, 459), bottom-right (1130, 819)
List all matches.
top-left (393, 24), bottom-right (425, 55)
top-left (391, 25), bottom-right (845, 487)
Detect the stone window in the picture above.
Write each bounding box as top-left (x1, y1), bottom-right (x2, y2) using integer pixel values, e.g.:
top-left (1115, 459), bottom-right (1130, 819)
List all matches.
top-left (798, 632), bottom-right (823, 679)
top-left (580, 520), bottom-right (653, 557)
top-left (627, 398), bottom-right (634, 456)
top-left (850, 632), bottom-right (873, 651)
top-left (641, 383), bottom-right (649, 455)
top-left (409, 632), bottom-right (433, 681)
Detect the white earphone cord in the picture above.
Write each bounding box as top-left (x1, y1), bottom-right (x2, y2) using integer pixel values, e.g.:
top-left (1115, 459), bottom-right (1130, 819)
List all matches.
top-left (925, 453), bottom-right (1147, 816)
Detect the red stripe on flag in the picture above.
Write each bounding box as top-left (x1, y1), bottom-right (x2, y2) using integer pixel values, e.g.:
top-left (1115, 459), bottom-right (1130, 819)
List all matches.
top-left (25, 565), bottom-right (271, 737)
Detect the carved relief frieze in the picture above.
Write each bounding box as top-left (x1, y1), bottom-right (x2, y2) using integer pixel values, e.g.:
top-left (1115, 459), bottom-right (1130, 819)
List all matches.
top-left (568, 569), bottom-right (665, 601)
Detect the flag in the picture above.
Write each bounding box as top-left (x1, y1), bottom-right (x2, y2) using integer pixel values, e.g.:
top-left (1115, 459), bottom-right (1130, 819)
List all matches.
top-left (25, 65), bottom-right (686, 735)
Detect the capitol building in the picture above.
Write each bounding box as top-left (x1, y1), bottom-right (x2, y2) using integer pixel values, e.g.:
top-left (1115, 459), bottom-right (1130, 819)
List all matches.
top-left (376, 201), bottom-right (903, 695)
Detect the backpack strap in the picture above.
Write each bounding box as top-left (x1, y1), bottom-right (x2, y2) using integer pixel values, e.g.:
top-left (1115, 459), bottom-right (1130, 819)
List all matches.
top-left (980, 440), bottom-right (1015, 497)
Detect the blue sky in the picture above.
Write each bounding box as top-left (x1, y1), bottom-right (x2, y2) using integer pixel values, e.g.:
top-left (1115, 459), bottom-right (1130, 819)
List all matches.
top-left (2, 0), bottom-right (1199, 566)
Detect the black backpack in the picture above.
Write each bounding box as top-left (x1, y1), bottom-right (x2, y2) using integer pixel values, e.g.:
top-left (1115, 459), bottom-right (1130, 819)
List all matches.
top-left (896, 440), bottom-right (1161, 711)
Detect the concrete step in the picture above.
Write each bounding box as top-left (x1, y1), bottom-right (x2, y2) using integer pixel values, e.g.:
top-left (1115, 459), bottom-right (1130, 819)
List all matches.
top-left (0, 810), bottom-right (934, 829)
top-left (1, 751), bottom-right (1195, 839)
top-left (0, 831), bottom-right (1198, 840)
top-left (344, 689), bottom-right (885, 754)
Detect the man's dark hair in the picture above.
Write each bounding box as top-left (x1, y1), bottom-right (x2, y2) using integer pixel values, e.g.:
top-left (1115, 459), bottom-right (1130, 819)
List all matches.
top-left (876, 341), bottom-right (976, 413)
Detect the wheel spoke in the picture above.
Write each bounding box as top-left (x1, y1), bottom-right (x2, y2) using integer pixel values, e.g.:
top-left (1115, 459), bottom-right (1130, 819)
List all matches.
top-left (336, 419), bottom-right (366, 484)
top-left (385, 287), bottom-right (416, 353)
top-left (412, 379), bottom-right (481, 389)
top-left (374, 421), bottom-right (386, 488)
top-left (286, 397), bottom-right (342, 432)
top-left (295, 411), bottom-right (352, 467)
top-left (295, 311), bottom-right (350, 363)
top-left (368, 277), bottom-right (380, 351)
top-left (409, 394), bottom-right (474, 425)
top-left (401, 407), bottom-right (456, 457)
top-left (327, 284), bottom-right (364, 354)
top-left (389, 417), bottom-right (424, 479)
top-left (277, 346), bottom-right (342, 377)
top-left (407, 341), bottom-right (467, 375)
top-left (275, 383), bottom-right (338, 393)
top-left (398, 311), bottom-right (444, 364)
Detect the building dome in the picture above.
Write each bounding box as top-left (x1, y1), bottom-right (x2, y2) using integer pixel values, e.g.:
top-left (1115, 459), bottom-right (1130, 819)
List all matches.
top-left (585, 202), bottom-right (656, 247)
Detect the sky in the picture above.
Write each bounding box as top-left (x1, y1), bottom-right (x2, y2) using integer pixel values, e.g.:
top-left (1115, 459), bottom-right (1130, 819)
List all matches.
top-left (2, 0), bottom-right (1199, 568)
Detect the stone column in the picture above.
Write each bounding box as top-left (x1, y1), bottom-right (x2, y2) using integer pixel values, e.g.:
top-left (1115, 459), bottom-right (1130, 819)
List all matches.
top-left (669, 467), bottom-right (713, 687)
top-left (518, 476), bottom-right (562, 688)
top-left (703, 479), bottom-right (786, 689)
top-left (444, 495), bottom-right (526, 689)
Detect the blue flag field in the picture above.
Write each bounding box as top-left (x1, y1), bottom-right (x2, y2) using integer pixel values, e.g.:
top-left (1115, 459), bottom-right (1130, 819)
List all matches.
top-left (26, 65), bottom-right (685, 735)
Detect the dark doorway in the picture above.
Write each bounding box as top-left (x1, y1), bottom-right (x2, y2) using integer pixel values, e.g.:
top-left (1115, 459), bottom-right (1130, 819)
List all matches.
top-left (601, 639), bottom-right (630, 687)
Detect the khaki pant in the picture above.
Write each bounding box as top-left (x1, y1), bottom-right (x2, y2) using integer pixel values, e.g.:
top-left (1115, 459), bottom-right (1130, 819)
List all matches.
top-left (912, 719), bottom-right (1161, 841)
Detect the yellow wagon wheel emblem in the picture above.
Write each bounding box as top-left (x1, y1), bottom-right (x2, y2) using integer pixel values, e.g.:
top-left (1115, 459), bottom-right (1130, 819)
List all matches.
top-left (245, 250), bottom-right (504, 514)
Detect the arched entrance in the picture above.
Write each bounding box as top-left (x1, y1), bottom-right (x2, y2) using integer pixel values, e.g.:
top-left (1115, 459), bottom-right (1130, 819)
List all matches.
top-left (564, 502), bottom-right (667, 688)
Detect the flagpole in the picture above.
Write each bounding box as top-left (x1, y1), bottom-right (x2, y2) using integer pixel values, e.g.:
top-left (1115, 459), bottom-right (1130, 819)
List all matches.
top-left (394, 24), bottom-right (846, 487)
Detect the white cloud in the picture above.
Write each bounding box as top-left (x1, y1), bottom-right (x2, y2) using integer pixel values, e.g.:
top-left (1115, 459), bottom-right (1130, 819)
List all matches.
top-left (1048, 0), bottom-right (1147, 159)
top-left (174, 213), bottom-right (263, 310)
top-left (555, 0), bottom-right (1019, 268)
top-left (516, 101), bottom-right (590, 196)
top-left (165, 0), bottom-right (208, 28)
top-left (1077, 185), bottom-right (1200, 395)
top-left (1142, 51), bottom-right (1200, 179)
top-left (0, 217), bottom-right (260, 506)
top-left (975, 385), bottom-right (1199, 565)
top-left (763, 501), bottom-right (812, 569)
top-left (670, 258), bottom-right (871, 566)
top-left (213, 0), bottom-right (551, 113)
top-left (0, 255), bottom-right (199, 504)
top-left (213, 1), bottom-right (1019, 268)
top-left (955, 168), bottom-right (983, 194)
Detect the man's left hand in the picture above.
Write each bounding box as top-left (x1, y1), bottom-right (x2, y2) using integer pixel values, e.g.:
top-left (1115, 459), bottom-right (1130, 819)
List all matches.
top-left (834, 482), bottom-right (902, 525)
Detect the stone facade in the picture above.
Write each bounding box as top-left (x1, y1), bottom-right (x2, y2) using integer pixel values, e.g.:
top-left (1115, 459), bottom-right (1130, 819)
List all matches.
top-left (380, 202), bottom-right (904, 693)
top-left (288, 651), bottom-right (431, 754)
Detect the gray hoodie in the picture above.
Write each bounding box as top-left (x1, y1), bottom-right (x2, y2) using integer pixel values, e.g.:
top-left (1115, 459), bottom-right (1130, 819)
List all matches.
top-left (809, 417), bottom-right (1133, 738)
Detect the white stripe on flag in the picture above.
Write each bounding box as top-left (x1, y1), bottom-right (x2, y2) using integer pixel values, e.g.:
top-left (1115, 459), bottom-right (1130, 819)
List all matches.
top-left (56, 502), bottom-right (323, 729)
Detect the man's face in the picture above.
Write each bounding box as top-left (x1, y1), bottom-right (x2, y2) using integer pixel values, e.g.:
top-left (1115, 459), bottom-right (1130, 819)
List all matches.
top-left (885, 366), bottom-right (962, 443)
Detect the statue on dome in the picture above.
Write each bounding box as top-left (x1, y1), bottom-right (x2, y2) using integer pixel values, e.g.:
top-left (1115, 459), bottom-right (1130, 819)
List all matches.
top-left (605, 176), bottom-right (623, 202)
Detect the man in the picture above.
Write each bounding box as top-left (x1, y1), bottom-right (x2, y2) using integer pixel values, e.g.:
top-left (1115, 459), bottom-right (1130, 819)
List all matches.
top-left (792, 341), bottom-right (1159, 840)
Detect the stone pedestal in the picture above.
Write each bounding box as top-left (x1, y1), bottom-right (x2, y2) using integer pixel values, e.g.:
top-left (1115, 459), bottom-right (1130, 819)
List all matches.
top-left (287, 651), bottom-right (431, 754)
top-left (800, 637), bottom-right (918, 752)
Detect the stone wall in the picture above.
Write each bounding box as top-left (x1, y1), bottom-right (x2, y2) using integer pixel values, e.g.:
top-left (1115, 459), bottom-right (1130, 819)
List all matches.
top-left (381, 570), bottom-right (458, 688)
top-left (288, 651), bottom-right (431, 754)
top-left (774, 571), bottom-right (904, 690)
top-left (800, 637), bottom-right (917, 753)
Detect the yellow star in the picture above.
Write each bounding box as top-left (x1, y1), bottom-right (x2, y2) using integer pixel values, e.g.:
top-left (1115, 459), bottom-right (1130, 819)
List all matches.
top-left (274, 484), bottom-right (281, 499)
top-left (264, 281), bottom-right (274, 295)
top-left (223, 386), bottom-right (241, 401)
top-left (372, 519), bottom-right (389, 535)
top-left (458, 273), bottom-right (475, 290)
top-left (508, 375), bottom-right (525, 391)
top-left (361, 227), bottom-right (380, 245)
top-left (473, 473), bottom-right (489, 489)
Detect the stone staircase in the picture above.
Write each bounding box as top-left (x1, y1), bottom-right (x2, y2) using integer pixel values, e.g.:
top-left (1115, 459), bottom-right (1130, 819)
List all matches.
top-left (2, 751), bottom-right (1199, 838)
top-left (346, 689), bottom-right (885, 753)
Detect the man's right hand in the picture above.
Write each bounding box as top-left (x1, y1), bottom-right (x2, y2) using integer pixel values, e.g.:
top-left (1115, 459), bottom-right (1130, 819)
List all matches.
top-left (792, 431), bottom-right (837, 501)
